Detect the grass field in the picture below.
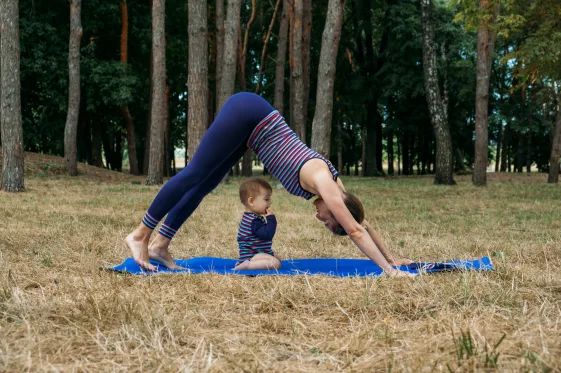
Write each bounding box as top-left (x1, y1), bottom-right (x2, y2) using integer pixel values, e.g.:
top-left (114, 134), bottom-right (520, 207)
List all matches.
top-left (1, 153), bottom-right (560, 372)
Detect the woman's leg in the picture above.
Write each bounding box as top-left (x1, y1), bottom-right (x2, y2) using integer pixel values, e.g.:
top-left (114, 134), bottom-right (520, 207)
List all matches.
top-left (126, 93), bottom-right (274, 270)
top-left (147, 144), bottom-right (249, 268)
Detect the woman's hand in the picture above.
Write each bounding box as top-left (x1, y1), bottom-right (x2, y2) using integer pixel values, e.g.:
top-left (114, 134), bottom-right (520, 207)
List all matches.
top-left (387, 270), bottom-right (417, 279)
top-left (388, 258), bottom-right (414, 266)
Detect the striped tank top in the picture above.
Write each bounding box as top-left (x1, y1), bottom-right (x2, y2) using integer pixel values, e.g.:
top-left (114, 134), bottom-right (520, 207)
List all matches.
top-left (237, 212), bottom-right (274, 261)
top-left (247, 110), bottom-right (339, 200)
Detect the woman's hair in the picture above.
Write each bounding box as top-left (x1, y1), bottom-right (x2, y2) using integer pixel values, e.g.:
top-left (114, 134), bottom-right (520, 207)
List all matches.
top-left (334, 192), bottom-right (365, 236)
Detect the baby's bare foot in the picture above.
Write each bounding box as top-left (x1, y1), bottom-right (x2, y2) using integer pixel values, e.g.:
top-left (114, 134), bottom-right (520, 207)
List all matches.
top-left (148, 246), bottom-right (183, 270)
top-left (125, 233), bottom-right (156, 271)
top-left (233, 261), bottom-right (250, 270)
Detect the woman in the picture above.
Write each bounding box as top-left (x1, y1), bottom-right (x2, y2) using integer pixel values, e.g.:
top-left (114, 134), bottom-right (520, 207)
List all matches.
top-left (126, 92), bottom-right (414, 277)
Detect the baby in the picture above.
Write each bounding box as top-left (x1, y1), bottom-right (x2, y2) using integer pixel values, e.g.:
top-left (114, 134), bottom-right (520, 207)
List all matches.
top-left (234, 177), bottom-right (282, 270)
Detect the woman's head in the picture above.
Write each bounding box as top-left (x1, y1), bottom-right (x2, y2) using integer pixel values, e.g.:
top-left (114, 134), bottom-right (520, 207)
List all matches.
top-left (313, 192), bottom-right (365, 235)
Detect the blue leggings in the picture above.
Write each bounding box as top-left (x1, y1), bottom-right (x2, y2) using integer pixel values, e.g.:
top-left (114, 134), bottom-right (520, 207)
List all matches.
top-left (142, 92), bottom-right (275, 239)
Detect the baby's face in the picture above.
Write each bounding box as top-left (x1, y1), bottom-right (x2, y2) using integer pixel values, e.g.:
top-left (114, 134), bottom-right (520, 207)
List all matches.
top-left (248, 189), bottom-right (272, 215)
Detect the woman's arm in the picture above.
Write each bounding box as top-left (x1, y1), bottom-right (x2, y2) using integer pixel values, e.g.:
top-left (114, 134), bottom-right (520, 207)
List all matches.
top-left (315, 174), bottom-right (397, 273)
top-left (362, 220), bottom-right (413, 266)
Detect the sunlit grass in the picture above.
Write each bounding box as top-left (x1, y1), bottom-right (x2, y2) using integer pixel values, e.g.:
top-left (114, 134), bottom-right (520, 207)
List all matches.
top-left (0, 157), bottom-right (559, 372)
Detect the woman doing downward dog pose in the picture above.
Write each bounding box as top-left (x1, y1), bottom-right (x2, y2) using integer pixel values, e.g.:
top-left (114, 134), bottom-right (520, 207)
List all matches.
top-left (125, 92), bottom-right (414, 277)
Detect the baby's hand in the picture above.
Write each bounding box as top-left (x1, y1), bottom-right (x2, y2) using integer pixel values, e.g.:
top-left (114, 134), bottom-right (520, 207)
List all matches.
top-left (265, 208), bottom-right (274, 216)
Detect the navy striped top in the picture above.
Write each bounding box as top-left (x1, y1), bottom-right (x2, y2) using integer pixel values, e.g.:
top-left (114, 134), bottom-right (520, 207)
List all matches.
top-left (237, 212), bottom-right (276, 261)
top-left (247, 110), bottom-right (339, 200)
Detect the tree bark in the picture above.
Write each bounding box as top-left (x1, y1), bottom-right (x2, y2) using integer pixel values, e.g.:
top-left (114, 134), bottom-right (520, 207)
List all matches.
top-left (64, 0), bottom-right (82, 177)
top-left (217, 0), bottom-right (241, 111)
top-left (0, 0), bottom-right (24, 192)
top-left (311, 0), bottom-right (345, 158)
top-left (547, 108), bottom-right (561, 183)
top-left (290, 0), bottom-right (306, 142)
top-left (215, 0), bottom-right (224, 118)
top-left (147, 0), bottom-right (166, 185)
top-left (164, 85), bottom-right (171, 176)
top-left (301, 0), bottom-right (312, 136)
top-left (238, 0), bottom-right (256, 94)
top-left (119, 0), bottom-right (139, 175)
top-left (495, 120), bottom-right (502, 172)
top-left (387, 131), bottom-right (394, 175)
top-left (337, 118), bottom-right (343, 172)
top-left (255, 0), bottom-right (282, 94)
top-left (500, 122), bottom-right (509, 172)
top-left (187, 0), bottom-right (208, 163)
top-left (473, 0), bottom-right (498, 185)
top-left (274, 0), bottom-right (289, 114)
top-left (420, 0), bottom-right (455, 185)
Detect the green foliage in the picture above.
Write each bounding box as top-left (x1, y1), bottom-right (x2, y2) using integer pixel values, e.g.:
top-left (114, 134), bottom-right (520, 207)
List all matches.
top-left (447, 329), bottom-right (506, 371)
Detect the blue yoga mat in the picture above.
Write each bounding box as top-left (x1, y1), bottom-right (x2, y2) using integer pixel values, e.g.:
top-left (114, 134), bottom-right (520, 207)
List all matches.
top-left (104, 256), bottom-right (494, 277)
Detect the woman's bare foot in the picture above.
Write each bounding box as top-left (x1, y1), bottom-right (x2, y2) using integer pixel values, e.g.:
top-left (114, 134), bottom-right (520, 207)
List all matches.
top-left (125, 225), bottom-right (156, 271)
top-left (148, 247), bottom-right (183, 270)
top-left (148, 234), bottom-right (183, 270)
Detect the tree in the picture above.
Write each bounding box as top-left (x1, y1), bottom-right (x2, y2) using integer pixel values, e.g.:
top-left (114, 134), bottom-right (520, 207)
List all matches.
top-left (0, 0), bottom-right (24, 192)
top-left (187, 0), bottom-right (208, 163)
top-left (548, 108), bottom-right (561, 183)
top-left (420, 0), bottom-right (455, 185)
top-left (274, 0), bottom-right (289, 114)
top-left (64, 0), bottom-right (82, 176)
top-left (238, 0), bottom-right (256, 177)
top-left (290, 0), bottom-right (306, 142)
top-left (120, 0), bottom-right (140, 175)
top-left (473, 0), bottom-right (498, 186)
top-left (217, 0), bottom-right (241, 111)
top-left (215, 0), bottom-right (225, 117)
top-left (255, 0), bottom-right (282, 95)
top-left (311, 0), bottom-right (345, 158)
top-left (147, 0), bottom-right (166, 185)
top-left (301, 0), bottom-right (312, 138)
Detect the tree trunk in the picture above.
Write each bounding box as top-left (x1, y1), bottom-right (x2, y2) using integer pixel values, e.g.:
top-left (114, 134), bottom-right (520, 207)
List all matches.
top-left (288, 1), bottom-right (295, 127)
top-left (187, 0), bottom-right (208, 163)
top-left (547, 108), bottom-right (561, 183)
top-left (217, 0), bottom-right (241, 111)
top-left (495, 120), bottom-right (502, 172)
top-left (397, 136), bottom-right (401, 175)
top-left (301, 0), bottom-right (312, 138)
top-left (361, 126), bottom-right (367, 176)
top-left (120, 0), bottom-right (139, 175)
top-left (0, 0), bottom-right (24, 192)
top-left (164, 85), bottom-right (171, 176)
top-left (91, 120), bottom-right (103, 167)
top-left (337, 118), bottom-right (343, 172)
top-left (402, 133), bottom-right (410, 175)
top-left (364, 105), bottom-right (378, 176)
top-left (310, 0), bottom-right (345, 158)
top-left (387, 130), bottom-right (394, 175)
top-left (473, 0), bottom-right (498, 185)
top-left (420, 0), bottom-right (455, 185)
top-left (290, 0), bottom-right (306, 142)
top-left (238, 0), bottom-right (257, 177)
top-left (147, 0), bottom-right (166, 185)
top-left (64, 0), bottom-right (82, 177)
top-left (255, 0), bottom-right (282, 94)
top-left (500, 122), bottom-right (509, 171)
top-left (238, 0), bottom-right (256, 94)
top-left (215, 0), bottom-right (224, 118)
top-left (274, 0), bottom-right (289, 114)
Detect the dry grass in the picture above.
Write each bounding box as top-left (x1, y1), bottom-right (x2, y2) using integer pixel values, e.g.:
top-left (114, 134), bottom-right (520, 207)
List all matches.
top-left (1, 155), bottom-right (560, 372)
